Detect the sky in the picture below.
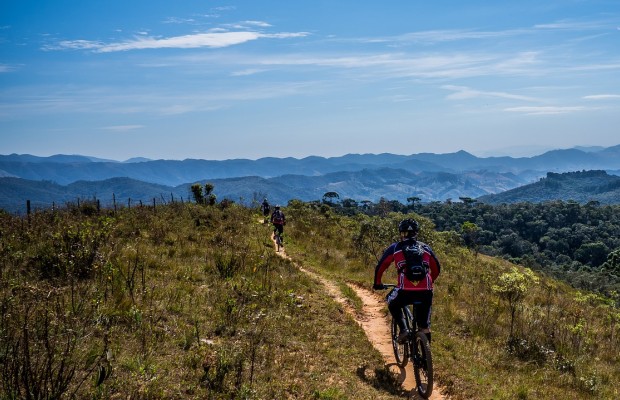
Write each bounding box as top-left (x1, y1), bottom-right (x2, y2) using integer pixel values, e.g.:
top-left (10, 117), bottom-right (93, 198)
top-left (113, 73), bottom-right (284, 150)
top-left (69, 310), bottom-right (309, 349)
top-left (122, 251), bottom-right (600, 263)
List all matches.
top-left (1, 1), bottom-right (619, 161)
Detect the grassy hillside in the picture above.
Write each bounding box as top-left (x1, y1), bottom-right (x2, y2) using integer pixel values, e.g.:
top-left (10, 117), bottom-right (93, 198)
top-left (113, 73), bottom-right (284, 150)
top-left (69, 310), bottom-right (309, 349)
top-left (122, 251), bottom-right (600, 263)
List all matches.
top-left (283, 201), bottom-right (619, 399)
top-left (1, 200), bottom-right (618, 399)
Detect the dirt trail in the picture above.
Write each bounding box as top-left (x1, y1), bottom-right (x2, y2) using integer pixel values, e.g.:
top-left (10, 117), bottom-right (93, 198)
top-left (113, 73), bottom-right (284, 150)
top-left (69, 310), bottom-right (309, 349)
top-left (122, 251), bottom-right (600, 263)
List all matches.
top-left (273, 238), bottom-right (446, 399)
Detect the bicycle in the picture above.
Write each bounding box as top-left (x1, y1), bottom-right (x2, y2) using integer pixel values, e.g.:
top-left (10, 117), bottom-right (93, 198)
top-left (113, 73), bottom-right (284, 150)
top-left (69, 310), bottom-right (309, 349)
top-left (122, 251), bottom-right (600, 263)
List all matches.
top-left (380, 284), bottom-right (434, 398)
top-left (273, 230), bottom-right (283, 252)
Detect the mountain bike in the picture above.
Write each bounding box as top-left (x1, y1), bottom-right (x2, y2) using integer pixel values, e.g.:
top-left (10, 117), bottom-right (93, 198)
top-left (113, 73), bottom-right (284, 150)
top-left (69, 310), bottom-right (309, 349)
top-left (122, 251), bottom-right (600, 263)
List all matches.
top-left (273, 230), bottom-right (283, 252)
top-left (381, 284), bottom-right (433, 398)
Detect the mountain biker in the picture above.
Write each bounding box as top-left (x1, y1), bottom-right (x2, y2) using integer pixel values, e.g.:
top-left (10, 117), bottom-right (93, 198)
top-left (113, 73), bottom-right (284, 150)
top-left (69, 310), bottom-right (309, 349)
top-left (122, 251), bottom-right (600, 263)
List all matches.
top-left (373, 218), bottom-right (440, 344)
top-left (261, 198), bottom-right (271, 223)
top-left (271, 205), bottom-right (286, 243)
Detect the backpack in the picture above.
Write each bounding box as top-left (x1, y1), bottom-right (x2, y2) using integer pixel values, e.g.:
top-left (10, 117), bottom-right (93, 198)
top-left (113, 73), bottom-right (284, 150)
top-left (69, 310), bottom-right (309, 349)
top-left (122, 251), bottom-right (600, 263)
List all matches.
top-left (272, 210), bottom-right (284, 224)
top-left (398, 241), bottom-right (428, 282)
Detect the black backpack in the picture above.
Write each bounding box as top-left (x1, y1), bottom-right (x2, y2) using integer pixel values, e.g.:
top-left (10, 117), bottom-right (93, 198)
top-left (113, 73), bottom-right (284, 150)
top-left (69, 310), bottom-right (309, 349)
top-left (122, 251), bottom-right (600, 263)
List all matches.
top-left (272, 210), bottom-right (284, 224)
top-left (398, 241), bottom-right (428, 282)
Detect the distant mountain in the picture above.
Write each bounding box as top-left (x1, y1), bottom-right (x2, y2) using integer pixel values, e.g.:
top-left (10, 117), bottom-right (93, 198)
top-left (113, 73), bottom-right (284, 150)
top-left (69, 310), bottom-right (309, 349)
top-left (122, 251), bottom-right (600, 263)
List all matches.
top-left (2, 145), bottom-right (620, 213)
top-left (123, 157), bottom-right (152, 163)
top-left (0, 177), bottom-right (186, 213)
top-left (1, 145), bottom-right (619, 187)
top-left (1, 168), bottom-right (532, 214)
top-left (477, 170), bottom-right (620, 204)
top-left (0, 153), bottom-right (117, 163)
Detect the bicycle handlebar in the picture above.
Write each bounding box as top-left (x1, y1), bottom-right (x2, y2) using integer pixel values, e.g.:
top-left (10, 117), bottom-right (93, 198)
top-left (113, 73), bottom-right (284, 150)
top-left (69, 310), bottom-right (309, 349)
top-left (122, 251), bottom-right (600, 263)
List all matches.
top-left (375, 283), bottom-right (397, 289)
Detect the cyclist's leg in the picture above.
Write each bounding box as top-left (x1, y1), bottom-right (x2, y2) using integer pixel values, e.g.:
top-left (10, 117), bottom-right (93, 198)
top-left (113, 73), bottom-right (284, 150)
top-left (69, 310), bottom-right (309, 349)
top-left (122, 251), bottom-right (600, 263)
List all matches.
top-left (387, 288), bottom-right (410, 332)
top-left (412, 291), bottom-right (433, 342)
top-left (275, 224), bottom-right (284, 242)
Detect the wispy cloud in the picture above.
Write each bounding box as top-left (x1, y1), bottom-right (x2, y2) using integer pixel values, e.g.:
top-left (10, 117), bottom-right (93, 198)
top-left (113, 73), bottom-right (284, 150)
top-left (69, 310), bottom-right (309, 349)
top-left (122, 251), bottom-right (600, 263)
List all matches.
top-left (534, 20), bottom-right (611, 30)
top-left (0, 64), bottom-right (16, 73)
top-left (442, 85), bottom-right (539, 102)
top-left (224, 20), bottom-right (272, 29)
top-left (583, 94), bottom-right (620, 100)
top-left (394, 28), bottom-right (532, 44)
top-left (504, 106), bottom-right (587, 115)
top-left (349, 19), bottom-right (613, 47)
top-left (102, 125), bottom-right (144, 132)
top-left (45, 31), bottom-right (309, 53)
top-left (230, 68), bottom-right (266, 76)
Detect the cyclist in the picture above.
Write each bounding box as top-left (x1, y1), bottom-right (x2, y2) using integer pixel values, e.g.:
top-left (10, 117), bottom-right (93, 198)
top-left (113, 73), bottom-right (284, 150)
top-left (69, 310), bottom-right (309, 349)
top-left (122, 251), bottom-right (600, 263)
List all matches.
top-left (261, 198), bottom-right (271, 223)
top-left (270, 205), bottom-right (286, 243)
top-left (373, 218), bottom-right (440, 344)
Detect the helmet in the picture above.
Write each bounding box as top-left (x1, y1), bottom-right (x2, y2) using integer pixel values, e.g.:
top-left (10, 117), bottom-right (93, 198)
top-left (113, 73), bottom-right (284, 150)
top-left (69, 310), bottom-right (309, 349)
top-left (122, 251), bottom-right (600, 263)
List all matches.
top-left (275, 205), bottom-right (281, 210)
top-left (398, 219), bottom-right (419, 236)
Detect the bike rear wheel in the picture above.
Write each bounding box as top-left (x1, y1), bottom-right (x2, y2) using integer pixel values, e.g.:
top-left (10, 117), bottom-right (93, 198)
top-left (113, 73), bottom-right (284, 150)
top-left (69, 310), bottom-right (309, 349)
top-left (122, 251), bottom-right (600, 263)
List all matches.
top-left (274, 233), bottom-right (282, 252)
top-left (390, 317), bottom-right (408, 367)
top-left (412, 331), bottom-right (433, 398)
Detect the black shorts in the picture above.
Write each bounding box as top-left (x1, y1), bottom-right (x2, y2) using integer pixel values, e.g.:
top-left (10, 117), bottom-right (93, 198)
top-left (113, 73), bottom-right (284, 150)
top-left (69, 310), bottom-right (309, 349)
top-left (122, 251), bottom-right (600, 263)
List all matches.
top-left (386, 288), bottom-right (433, 329)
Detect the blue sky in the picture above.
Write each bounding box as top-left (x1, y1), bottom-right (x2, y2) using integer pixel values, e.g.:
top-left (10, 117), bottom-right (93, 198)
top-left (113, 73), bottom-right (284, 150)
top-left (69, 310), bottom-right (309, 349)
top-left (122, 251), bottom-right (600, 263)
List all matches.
top-left (1, 1), bottom-right (619, 161)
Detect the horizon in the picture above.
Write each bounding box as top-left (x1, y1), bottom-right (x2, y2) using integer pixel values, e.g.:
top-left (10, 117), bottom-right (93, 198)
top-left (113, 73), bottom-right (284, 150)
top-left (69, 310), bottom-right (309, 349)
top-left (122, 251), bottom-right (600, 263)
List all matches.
top-left (2, 1), bottom-right (619, 160)
top-left (2, 143), bottom-right (617, 163)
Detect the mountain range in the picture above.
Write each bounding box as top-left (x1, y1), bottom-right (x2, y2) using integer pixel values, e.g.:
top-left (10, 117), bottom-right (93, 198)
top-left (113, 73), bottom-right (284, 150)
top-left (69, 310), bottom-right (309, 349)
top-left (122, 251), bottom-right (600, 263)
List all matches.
top-left (1, 145), bottom-right (620, 213)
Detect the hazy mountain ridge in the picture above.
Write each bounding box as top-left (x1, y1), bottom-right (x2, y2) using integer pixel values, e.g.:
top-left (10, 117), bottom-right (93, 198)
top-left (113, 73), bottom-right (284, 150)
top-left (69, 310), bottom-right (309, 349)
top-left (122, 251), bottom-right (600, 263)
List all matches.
top-left (2, 146), bottom-right (620, 213)
top-left (2, 145), bottom-right (619, 186)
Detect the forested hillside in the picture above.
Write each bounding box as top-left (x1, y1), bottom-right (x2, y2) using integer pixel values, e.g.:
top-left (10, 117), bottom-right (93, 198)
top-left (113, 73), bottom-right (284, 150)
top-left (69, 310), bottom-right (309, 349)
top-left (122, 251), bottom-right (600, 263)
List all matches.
top-left (324, 194), bottom-right (620, 299)
top-left (478, 170), bottom-right (620, 204)
top-left (1, 197), bottom-right (618, 399)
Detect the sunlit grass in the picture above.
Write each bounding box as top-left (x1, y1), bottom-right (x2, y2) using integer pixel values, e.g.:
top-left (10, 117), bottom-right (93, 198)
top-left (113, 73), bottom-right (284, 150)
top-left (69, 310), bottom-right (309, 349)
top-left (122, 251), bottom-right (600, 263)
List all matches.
top-left (1, 201), bottom-right (618, 399)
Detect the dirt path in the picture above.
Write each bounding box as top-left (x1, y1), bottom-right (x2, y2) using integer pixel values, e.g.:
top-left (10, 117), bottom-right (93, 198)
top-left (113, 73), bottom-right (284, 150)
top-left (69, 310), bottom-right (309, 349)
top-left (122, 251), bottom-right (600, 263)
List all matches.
top-left (273, 239), bottom-right (447, 399)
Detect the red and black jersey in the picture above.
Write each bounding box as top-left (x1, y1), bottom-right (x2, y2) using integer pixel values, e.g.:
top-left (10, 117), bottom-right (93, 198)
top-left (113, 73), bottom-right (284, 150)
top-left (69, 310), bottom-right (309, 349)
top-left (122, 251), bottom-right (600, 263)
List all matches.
top-left (374, 239), bottom-right (440, 291)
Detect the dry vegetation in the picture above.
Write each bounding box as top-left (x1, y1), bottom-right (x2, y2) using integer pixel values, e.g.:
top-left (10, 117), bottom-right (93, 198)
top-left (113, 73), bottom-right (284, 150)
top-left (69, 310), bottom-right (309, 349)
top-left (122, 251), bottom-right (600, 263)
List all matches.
top-left (1, 199), bottom-right (618, 399)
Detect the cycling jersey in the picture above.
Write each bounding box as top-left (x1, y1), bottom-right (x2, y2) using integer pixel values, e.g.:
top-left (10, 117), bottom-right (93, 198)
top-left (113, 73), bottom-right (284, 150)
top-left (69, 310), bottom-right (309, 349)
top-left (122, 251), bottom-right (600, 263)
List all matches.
top-left (374, 239), bottom-right (440, 291)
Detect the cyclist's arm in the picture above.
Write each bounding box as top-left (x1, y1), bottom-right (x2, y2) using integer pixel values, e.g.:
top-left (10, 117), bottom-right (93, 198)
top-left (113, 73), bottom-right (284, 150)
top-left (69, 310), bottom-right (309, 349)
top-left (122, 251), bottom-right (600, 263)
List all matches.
top-left (423, 245), bottom-right (441, 281)
top-left (374, 243), bottom-right (396, 285)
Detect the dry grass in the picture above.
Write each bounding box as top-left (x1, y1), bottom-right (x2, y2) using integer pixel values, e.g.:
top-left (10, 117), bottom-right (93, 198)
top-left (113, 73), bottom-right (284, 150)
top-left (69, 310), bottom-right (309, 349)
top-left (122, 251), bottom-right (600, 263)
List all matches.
top-left (2, 200), bottom-right (618, 399)
top-left (284, 203), bottom-right (620, 400)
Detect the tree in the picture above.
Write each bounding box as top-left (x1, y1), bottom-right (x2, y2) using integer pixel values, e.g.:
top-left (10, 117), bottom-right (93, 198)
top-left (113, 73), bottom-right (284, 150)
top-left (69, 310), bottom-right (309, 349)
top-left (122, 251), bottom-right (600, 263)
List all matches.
top-left (322, 191), bottom-right (340, 205)
top-left (459, 197), bottom-right (477, 206)
top-left (407, 196), bottom-right (421, 211)
top-left (574, 242), bottom-right (609, 267)
top-left (191, 183), bottom-right (204, 204)
top-left (492, 267), bottom-right (539, 337)
top-left (601, 249), bottom-right (620, 274)
top-left (190, 183), bottom-right (216, 205)
top-left (205, 183), bottom-right (217, 206)
top-left (461, 221), bottom-right (480, 255)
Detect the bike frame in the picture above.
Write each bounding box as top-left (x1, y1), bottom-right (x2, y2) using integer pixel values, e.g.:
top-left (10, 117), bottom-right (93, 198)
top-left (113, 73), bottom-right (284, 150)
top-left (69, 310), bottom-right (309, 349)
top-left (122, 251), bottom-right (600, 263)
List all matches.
top-left (381, 284), bottom-right (433, 398)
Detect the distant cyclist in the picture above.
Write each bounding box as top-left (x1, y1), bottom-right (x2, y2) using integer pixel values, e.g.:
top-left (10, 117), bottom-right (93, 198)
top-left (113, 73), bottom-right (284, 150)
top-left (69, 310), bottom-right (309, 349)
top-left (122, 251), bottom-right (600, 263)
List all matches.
top-left (261, 198), bottom-right (271, 223)
top-left (270, 205), bottom-right (286, 243)
top-left (373, 218), bottom-right (440, 344)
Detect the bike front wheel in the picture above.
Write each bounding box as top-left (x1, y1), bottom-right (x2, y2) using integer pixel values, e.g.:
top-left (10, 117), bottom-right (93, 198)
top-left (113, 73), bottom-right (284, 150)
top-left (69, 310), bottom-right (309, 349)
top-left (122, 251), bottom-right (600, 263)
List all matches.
top-left (412, 331), bottom-right (433, 398)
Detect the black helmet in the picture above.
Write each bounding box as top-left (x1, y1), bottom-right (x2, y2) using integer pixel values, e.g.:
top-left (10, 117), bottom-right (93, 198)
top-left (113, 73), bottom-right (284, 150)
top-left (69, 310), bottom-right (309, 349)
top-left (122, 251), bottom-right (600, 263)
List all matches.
top-left (275, 205), bottom-right (281, 210)
top-left (398, 219), bottom-right (419, 236)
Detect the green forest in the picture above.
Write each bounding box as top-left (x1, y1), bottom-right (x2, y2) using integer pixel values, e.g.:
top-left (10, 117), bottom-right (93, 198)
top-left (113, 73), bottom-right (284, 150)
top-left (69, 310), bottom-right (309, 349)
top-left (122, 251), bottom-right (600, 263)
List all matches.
top-left (1, 192), bottom-right (619, 399)
top-left (325, 195), bottom-right (620, 303)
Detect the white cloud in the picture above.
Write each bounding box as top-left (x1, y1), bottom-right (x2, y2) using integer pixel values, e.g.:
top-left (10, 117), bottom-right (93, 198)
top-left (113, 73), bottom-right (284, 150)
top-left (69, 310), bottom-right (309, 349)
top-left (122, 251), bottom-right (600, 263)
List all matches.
top-left (443, 85), bottom-right (539, 102)
top-left (583, 94), bottom-right (620, 100)
top-left (504, 106), bottom-right (586, 115)
top-left (230, 68), bottom-right (265, 76)
top-left (224, 20), bottom-right (272, 29)
top-left (102, 125), bottom-right (144, 132)
top-left (46, 31), bottom-right (310, 53)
